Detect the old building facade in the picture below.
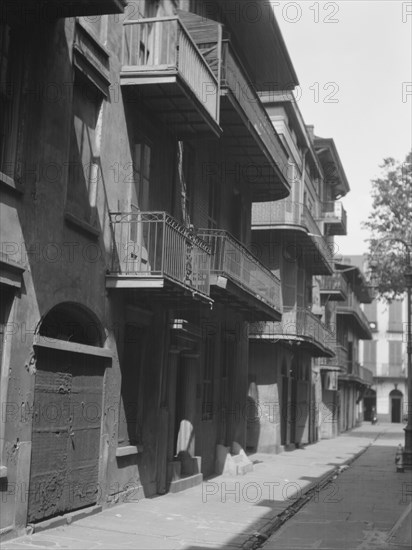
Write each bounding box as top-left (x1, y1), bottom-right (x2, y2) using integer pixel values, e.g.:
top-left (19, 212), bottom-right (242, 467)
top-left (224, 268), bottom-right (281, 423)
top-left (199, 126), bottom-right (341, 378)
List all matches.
top-left (0, 0), bottom-right (374, 539)
top-left (248, 94), bottom-right (338, 452)
top-left (0, 0), bottom-right (301, 537)
top-left (356, 257), bottom-right (408, 423)
top-left (318, 254), bottom-right (374, 435)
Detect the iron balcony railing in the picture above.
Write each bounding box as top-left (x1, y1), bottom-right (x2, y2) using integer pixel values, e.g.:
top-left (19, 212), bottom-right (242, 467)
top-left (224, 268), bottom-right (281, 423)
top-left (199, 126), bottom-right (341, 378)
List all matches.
top-left (221, 40), bottom-right (289, 173)
top-left (122, 17), bottom-right (219, 122)
top-left (197, 229), bottom-right (282, 313)
top-left (337, 292), bottom-right (372, 339)
top-left (377, 364), bottom-right (406, 378)
top-left (252, 200), bottom-right (334, 269)
top-left (108, 212), bottom-right (211, 297)
top-left (318, 201), bottom-right (347, 229)
top-left (318, 273), bottom-right (348, 296)
top-left (249, 307), bottom-right (335, 352)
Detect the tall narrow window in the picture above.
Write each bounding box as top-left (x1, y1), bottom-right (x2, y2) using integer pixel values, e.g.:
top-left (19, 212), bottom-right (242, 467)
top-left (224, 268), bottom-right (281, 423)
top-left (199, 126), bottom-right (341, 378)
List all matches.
top-left (66, 70), bottom-right (103, 225)
top-left (363, 340), bottom-right (377, 373)
top-left (132, 142), bottom-right (151, 212)
top-left (388, 340), bottom-right (403, 366)
top-left (0, 23), bottom-right (22, 182)
top-left (388, 300), bottom-right (403, 332)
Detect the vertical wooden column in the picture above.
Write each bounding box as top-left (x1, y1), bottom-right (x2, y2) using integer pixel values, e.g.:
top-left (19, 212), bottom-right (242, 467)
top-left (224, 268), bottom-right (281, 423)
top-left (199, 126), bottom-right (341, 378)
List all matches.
top-left (166, 350), bottom-right (180, 462)
top-left (176, 353), bottom-right (198, 459)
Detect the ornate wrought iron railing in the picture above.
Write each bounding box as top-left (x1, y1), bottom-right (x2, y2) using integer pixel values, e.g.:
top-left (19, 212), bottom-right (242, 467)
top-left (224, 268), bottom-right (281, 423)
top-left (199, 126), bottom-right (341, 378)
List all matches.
top-left (250, 307), bottom-right (335, 352)
top-left (122, 17), bottom-right (219, 121)
top-left (197, 228), bottom-right (282, 312)
top-left (109, 212), bottom-right (211, 297)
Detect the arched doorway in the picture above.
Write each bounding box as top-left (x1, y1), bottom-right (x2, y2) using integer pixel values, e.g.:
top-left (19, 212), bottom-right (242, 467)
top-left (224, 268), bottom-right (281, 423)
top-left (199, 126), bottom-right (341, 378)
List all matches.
top-left (363, 388), bottom-right (376, 421)
top-left (28, 303), bottom-right (109, 523)
top-left (389, 389), bottom-right (403, 423)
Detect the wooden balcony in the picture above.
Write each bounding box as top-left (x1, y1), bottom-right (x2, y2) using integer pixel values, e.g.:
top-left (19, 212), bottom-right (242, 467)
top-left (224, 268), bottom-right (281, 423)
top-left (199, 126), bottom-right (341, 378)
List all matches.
top-left (175, 10), bottom-right (290, 201)
top-left (317, 201), bottom-right (347, 236)
top-left (337, 293), bottom-right (373, 340)
top-left (252, 200), bottom-right (334, 275)
top-left (249, 307), bottom-right (335, 357)
top-left (121, 17), bottom-right (221, 138)
top-left (3, 0), bottom-right (126, 20)
top-left (319, 273), bottom-right (348, 301)
top-left (340, 361), bottom-right (373, 386)
top-left (107, 212), bottom-right (212, 306)
top-left (197, 229), bottom-right (282, 321)
top-left (219, 41), bottom-right (290, 201)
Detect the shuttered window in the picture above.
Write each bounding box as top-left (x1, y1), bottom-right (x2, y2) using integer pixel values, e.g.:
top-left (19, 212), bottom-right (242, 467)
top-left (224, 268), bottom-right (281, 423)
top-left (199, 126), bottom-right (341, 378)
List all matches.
top-left (388, 300), bottom-right (403, 332)
top-left (0, 23), bottom-right (23, 181)
top-left (66, 70), bottom-right (103, 225)
top-left (388, 340), bottom-right (403, 366)
top-left (363, 340), bottom-right (377, 373)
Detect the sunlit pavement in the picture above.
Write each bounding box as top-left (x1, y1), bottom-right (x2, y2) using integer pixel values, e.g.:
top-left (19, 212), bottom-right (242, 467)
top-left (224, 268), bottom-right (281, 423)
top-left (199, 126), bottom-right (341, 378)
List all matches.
top-left (263, 423), bottom-right (411, 550)
top-left (2, 423), bottom-right (410, 550)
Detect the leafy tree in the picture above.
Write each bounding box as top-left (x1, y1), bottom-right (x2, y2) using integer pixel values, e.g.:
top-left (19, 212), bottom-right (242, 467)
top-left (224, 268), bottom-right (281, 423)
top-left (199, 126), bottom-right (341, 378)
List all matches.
top-left (363, 152), bottom-right (412, 301)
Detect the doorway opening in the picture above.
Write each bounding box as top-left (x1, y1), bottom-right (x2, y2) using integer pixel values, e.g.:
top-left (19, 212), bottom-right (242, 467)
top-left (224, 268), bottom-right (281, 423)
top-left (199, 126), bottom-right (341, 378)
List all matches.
top-left (389, 389), bottom-right (403, 423)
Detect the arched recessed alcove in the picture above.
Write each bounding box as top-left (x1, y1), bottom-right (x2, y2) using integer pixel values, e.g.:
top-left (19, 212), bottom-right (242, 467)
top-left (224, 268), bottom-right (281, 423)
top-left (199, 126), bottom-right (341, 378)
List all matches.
top-left (38, 302), bottom-right (104, 347)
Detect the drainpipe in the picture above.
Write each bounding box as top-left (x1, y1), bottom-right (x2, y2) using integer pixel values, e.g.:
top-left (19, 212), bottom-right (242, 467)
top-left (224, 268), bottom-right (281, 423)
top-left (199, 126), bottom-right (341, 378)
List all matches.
top-left (301, 148), bottom-right (308, 204)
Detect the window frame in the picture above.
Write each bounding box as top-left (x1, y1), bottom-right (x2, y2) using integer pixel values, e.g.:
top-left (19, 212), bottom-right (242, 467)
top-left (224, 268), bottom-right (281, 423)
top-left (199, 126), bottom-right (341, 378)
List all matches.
top-left (0, 22), bottom-right (24, 191)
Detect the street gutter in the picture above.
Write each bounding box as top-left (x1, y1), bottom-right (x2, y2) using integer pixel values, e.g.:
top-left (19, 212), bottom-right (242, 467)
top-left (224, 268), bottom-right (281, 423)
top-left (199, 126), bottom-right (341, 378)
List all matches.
top-left (242, 440), bottom-right (374, 550)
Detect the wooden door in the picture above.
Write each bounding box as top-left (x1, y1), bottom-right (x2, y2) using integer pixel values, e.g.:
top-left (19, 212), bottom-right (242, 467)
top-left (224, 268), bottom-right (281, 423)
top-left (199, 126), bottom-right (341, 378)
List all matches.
top-left (391, 397), bottom-right (402, 423)
top-left (28, 347), bottom-right (104, 523)
top-left (281, 376), bottom-right (289, 446)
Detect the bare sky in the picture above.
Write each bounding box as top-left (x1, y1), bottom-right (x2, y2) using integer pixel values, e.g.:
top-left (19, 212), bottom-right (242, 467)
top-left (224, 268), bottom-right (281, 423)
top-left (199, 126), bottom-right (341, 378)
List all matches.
top-left (274, 0), bottom-right (412, 256)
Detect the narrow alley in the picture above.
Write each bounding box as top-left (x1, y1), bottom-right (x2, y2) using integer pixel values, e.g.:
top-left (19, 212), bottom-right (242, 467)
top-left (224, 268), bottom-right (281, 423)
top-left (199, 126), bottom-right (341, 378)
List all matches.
top-left (2, 424), bottom-right (410, 550)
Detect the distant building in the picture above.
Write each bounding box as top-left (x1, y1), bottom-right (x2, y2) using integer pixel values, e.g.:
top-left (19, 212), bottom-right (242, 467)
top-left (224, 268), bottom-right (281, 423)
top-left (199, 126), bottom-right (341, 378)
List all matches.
top-left (248, 94), bottom-right (352, 451)
top-left (350, 254), bottom-right (409, 423)
top-left (0, 0), bottom-right (300, 537)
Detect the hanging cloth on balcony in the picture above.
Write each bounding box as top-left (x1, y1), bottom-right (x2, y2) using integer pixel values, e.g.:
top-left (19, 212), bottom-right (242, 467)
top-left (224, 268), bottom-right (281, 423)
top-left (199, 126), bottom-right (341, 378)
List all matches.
top-left (177, 141), bottom-right (191, 228)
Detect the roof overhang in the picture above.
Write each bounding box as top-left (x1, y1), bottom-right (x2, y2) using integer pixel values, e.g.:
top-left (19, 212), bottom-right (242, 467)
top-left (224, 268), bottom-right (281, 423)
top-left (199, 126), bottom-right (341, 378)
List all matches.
top-left (202, 0), bottom-right (299, 91)
top-left (313, 137), bottom-right (350, 198)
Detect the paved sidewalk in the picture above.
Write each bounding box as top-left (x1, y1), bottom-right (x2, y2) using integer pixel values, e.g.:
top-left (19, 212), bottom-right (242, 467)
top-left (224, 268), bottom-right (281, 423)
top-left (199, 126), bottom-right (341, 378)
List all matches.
top-left (2, 424), bottom-right (409, 550)
top-left (262, 424), bottom-right (412, 550)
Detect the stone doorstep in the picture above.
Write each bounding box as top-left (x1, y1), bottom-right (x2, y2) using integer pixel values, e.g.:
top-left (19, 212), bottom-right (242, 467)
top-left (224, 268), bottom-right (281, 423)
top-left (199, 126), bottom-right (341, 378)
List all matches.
top-left (216, 443), bottom-right (254, 476)
top-left (168, 473), bottom-right (203, 494)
